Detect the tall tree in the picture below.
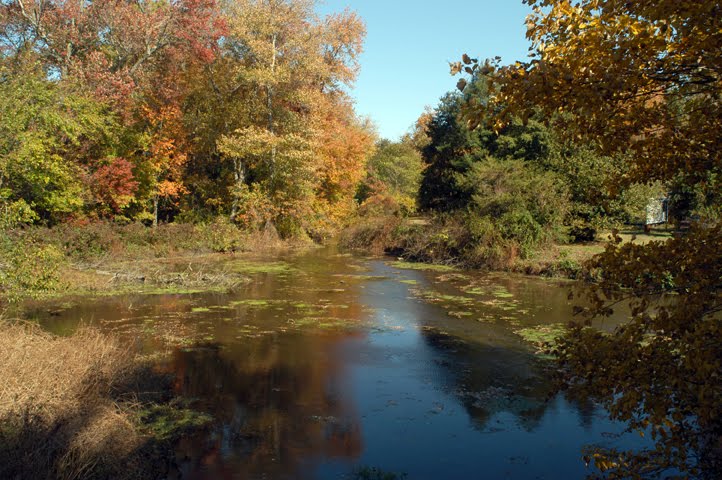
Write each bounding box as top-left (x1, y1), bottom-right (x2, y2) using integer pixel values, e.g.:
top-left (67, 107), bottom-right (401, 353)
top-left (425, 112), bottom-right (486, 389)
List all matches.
top-left (358, 139), bottom-right (423, 215)
top-left (218, 0), bottom-right (367, 235)
top-left (0, 59), bottom-right (116, 224)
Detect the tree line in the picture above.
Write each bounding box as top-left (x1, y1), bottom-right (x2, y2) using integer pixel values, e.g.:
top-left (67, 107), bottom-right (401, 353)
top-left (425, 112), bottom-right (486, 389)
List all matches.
top-left (1, 0), bottom-right (374, 238)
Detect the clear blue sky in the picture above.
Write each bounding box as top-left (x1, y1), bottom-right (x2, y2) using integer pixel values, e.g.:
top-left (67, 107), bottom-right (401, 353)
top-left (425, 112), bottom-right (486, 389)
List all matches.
top-left (317, 1), bottom-right (533, 140)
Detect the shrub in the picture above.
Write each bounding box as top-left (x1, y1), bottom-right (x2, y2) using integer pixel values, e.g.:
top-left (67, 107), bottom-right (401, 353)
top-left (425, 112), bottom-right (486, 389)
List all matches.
top-left (338, 216), bottom-right (402, 255)
top-left (197, 217), bottom-right (248, 253)
top-left (0, 235), bottom-right (65, 302)
top-left (459, 157), bottom-right (569, 258)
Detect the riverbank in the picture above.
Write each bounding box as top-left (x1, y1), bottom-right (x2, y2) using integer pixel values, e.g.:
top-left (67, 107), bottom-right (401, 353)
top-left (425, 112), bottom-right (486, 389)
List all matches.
top-left (0, 220), bottom-right (314, 306)
top-left (338, 215), bottom-right (672, 279)
top-left (0, 221), bottom-right (315, 478)
top-left (1, 217), bottom-right (673, 308)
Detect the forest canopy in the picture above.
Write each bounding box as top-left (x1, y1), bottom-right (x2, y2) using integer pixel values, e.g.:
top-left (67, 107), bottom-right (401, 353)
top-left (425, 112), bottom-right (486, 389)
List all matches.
top-left (0, 0), bottom-right (374, 237)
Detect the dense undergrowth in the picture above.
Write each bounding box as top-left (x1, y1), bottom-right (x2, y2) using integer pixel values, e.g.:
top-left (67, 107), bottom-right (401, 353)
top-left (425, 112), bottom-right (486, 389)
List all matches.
top-left (339, 214), bottom-right (588, 278)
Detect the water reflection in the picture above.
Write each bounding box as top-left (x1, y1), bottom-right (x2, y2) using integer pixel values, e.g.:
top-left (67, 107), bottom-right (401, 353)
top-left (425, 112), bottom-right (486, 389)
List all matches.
top-left (168, 336), bottom-right (363, 479)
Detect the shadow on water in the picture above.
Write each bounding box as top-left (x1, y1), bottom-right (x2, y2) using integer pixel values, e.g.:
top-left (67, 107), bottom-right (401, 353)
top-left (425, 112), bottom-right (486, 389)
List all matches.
top-left (29, 248), bottom-right (646, 479)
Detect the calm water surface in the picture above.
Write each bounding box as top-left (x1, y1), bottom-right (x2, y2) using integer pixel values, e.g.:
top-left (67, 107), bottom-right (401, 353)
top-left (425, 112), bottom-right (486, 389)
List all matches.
top-left (33, 248), bottom-right (643, 479)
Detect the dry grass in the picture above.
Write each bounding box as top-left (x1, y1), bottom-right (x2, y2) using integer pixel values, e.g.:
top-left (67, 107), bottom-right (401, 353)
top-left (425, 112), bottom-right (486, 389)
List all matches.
top-left (0, 322), bottom-right (143, 480)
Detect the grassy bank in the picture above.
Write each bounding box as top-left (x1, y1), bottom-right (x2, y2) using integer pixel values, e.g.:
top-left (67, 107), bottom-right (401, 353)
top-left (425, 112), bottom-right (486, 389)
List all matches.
top-left (339, 215), bottom-right (672, 278)
top-left (0, 219), bottom-right (310, 305)
top-left (0, 322), bottom-right (210, 480)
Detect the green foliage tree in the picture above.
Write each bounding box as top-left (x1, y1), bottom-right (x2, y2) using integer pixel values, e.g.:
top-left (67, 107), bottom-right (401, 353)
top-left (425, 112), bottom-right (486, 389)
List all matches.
top-left (421, 76), bottom-right (661, 243)
top-left (0, 233), bottom-right (64, 303)
top-left (459, 157), bottom-right (568, 257)
top-left (0, 60), bottom-right (116, 225)
top-left (357, 139), bottom-right (423, 214)
top-left (418, 85), bottom-right (489, 212)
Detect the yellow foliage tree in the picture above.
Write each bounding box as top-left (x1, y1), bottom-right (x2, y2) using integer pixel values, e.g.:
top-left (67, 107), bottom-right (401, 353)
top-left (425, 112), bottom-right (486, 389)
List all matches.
top-left (218, 0), bottom-right (368, 236)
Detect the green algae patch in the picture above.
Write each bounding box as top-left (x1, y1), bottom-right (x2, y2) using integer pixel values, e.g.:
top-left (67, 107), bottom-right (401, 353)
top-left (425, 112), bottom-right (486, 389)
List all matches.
top-left (137, 404), bottom-right (213, 441)
top-left (436, 273), bottom-right (471, 282)
top-left (291, 302), bottom-right (313, 309)
top-left (389, 261), bottom-right (457, 273)
top-left (229, 299), bottom-right (272, 307)
top-left (191, 307), bottom-right (212, 313)
top-left (235, 325), bottom-right (277, 338)
top-left (49, 285), bottom-right (230, 301)
top-left (398, 279), bottom-right (419, 285)
top-left (411, 288), bottom-right (474, 306)
top-left (351, 467), bottom-right (408, 480)
top-left (288, 316), bottom-right (360, 331)
top-left (229, 260), bottom-right (294, 275)
top-left (514, 323), bottom-right (567, 353)
top-left (461, 286), bottom-right (487, 295)
top-left (491, 288), bottom-right (514, 298)
top-left (334, 274), bottom-right (388, 281)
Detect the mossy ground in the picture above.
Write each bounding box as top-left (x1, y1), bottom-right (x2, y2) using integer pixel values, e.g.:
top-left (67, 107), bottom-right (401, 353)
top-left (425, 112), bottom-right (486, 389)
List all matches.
top-left (137, 403), bottom-right (213, 441)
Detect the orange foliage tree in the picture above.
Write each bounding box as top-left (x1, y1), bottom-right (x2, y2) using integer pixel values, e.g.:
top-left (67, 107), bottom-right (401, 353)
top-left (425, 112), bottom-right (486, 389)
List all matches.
top-left (140, 105), bottom-right (188, 226)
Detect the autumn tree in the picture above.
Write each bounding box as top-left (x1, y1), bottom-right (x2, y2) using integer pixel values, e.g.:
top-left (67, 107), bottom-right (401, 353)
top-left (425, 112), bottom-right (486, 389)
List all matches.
top-left (136, 104), bottom-right (189, 226)
top-left (454, 1), bottom-right (721, 477)
top-left (217, 0), bottom-right (368, 236)
top-left (1, 0), bottom-right (370, 235)
top-left (311, 94), bottom-right (375, 237)
top-left (89, 157), bottom-right (139, 217)
top-left (0, 0), bottom-right (224, 224)
top-left (0, 0), bottom-right (224, 90)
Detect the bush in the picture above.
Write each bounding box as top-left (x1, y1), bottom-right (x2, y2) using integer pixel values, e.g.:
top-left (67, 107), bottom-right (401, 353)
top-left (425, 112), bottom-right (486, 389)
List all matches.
top-left (49, 221), bottom-right (121, 262)
top-left (338, 216), bottom-right (402, 255)
top-left (0, 234), bottom-right (65, 302)
top-left (459, 157), bottom-right (569, 257)
top-left (196, 217), bottom-right (248, 253)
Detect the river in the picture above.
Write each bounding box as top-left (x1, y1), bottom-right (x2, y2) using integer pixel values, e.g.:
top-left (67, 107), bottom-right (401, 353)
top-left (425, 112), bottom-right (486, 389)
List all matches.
top-left (30, 247), bottom-right (644, 479)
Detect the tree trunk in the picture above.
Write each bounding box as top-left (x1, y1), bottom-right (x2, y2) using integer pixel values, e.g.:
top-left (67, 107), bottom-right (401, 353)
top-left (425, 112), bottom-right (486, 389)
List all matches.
top-left (153, 196), bottom-right (159, 228)
top-left (230, 158), bottom-right (245, 222)
top-left (267, 33), bottom-right (277, 189)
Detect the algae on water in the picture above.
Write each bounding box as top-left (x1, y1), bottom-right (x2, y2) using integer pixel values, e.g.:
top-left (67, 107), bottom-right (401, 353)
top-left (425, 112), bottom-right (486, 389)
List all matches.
top-left (229, 299), bottom-right (272, 307)
top-left (137, 404), bottom-right (213, 441)
top-left (229, 261), bottom-right (294, 275)
top-left (514, 323), bottom-right (567, 353)
top-left (389, 261), bottom-right (457, 273)
top-left (410, 288), bottom-right (474, 306)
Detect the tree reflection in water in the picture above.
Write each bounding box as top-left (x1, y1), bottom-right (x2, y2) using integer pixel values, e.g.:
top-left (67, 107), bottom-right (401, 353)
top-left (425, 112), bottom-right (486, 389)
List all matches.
top-left (167, 334), bottom-right (363, 479)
